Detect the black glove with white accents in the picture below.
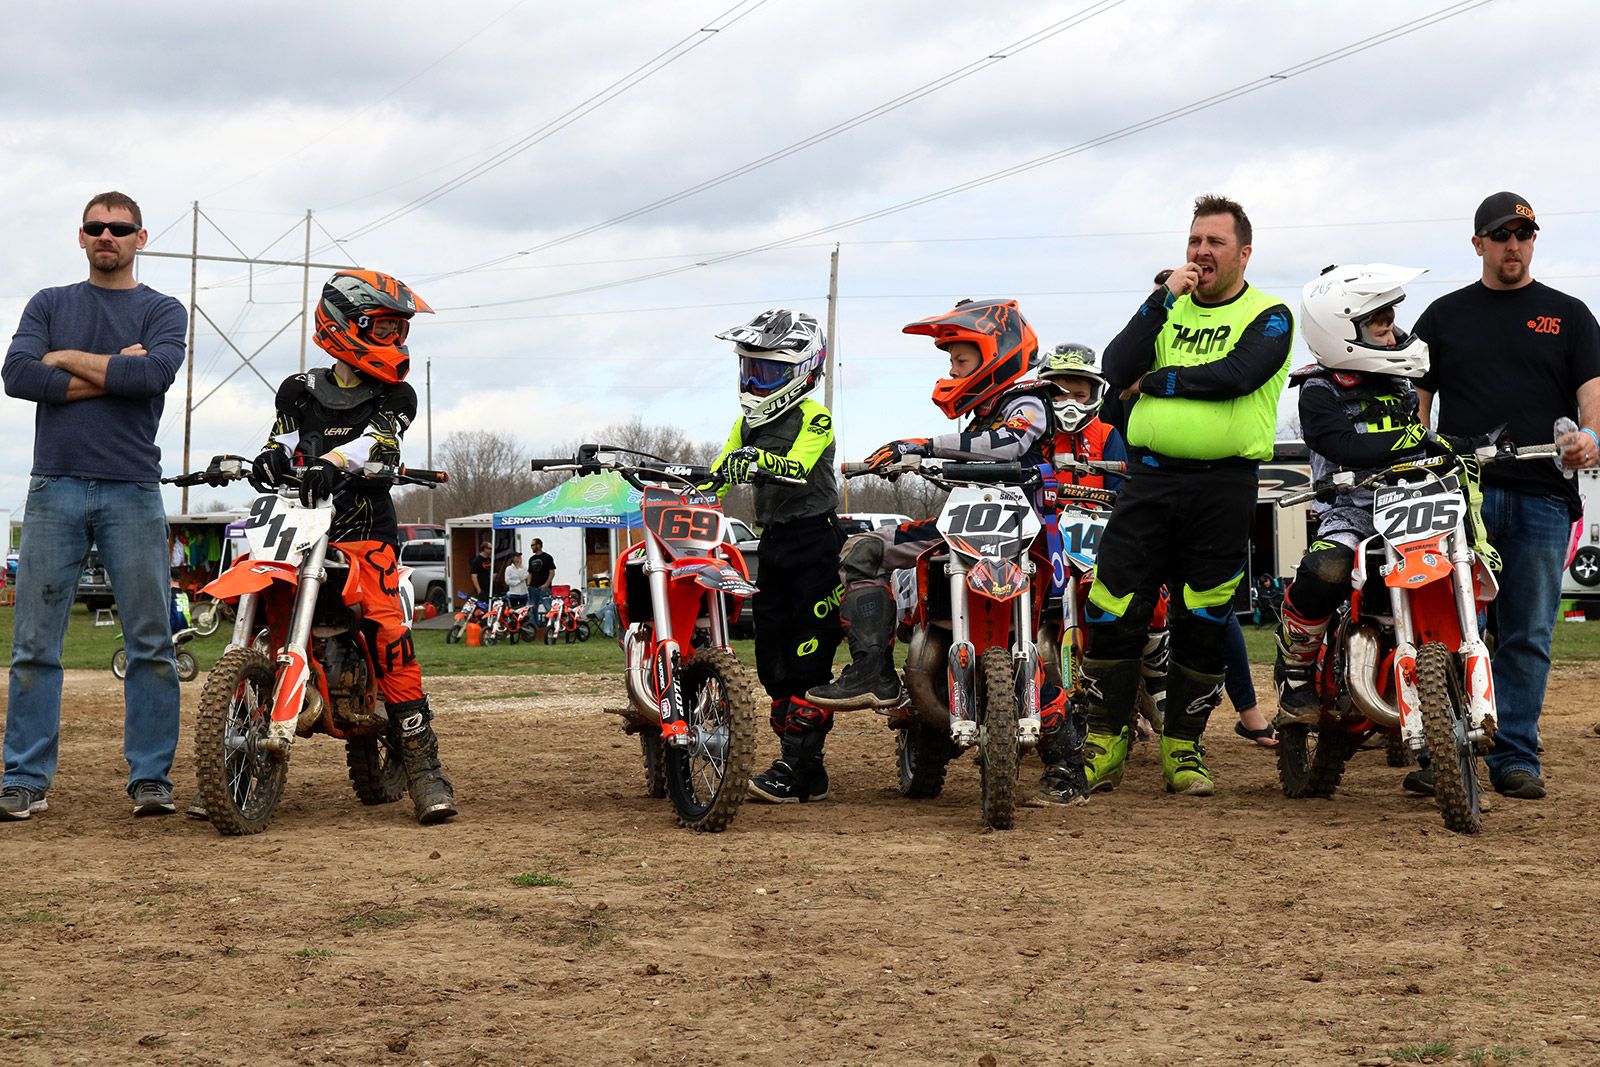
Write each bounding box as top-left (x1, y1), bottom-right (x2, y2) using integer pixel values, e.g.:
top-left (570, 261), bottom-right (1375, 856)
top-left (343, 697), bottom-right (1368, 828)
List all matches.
top-left (250, 447), bottom-right (294, 492)
top-left (298, 458), bottom-right (342, 507)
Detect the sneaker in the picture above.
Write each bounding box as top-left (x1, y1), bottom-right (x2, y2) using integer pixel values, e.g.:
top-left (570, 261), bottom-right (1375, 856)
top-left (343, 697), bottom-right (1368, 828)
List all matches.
top-left (185, 792), bottom-right (209, 819)
top-left (1495, 769), bottom-right (1546, 800)
top-left (1160, 736), bottom-right (1215, 796)
top-left (0, 785), bottom-right (48, 821)
top-left (1082, 728), bottom-right (1130, 793)
top-left (130, 780), bottom-right (177, 817)
top-left (1038, 764), bottom-right (1089, 806)
top-left (1402, 765), bottom-right (1435, 796)
top-left (747, 760), bottom-right (828, 804)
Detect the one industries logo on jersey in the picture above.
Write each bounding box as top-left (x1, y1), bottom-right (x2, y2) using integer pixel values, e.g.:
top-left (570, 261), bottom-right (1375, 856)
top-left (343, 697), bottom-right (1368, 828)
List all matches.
top-left (1168, 322), bottom-right (1233, 357)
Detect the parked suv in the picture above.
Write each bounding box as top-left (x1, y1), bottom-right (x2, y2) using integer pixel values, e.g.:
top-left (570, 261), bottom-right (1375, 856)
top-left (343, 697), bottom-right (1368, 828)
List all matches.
top-left (76, 548), bottom-right (114, 612)
top-left (397, 538), bottom-right (449, 614)
top-left (397, 523), bottom-right (445, 543)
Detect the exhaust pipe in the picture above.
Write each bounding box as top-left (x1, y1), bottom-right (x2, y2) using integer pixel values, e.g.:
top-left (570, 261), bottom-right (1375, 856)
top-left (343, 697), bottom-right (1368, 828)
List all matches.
top-left (1346, 623), bottom-right (1399, 728)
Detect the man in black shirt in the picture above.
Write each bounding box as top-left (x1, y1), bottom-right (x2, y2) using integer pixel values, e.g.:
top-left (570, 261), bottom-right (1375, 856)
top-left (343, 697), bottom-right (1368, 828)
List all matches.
top-left (525, 537), bottom-right (557, 626)
top-left (469, 542), bottom-right (493, 602)
top-left (1415, 191), bottom-right (1600, 800)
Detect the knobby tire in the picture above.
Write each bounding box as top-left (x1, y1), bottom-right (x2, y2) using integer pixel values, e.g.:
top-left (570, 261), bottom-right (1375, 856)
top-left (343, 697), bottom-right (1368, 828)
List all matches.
top-left (664, 647), bottom-right (759, 832)
top-left (1417, 641), bottom-right (1482, 834)
top-left (978, 647), bottom-right (1019, 830)
top-left (195, 645), bottom-right (288, 835)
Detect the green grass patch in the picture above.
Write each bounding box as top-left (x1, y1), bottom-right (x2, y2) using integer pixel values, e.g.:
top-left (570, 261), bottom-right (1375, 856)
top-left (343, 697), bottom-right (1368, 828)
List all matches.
top-left (1463, 1048), bottom-right (1529, 1066)
top-left (1392, 1040), bottom-right (1453, 1062)
top-left (291, 948), bottom-right (334, 959)
top-left (510, 871), bottom-right (572, 888)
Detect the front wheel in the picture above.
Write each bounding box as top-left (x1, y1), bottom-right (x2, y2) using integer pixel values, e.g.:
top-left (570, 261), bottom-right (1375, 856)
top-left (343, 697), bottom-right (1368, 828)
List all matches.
top-left (446, 619), bottom-right (466, 644)
top-left (977, 647), bottom-right (1019, 830)
top-left (1417, 641), bottom-right (1482, 834)
top-left (194, 646), bottom-right (288, 835)
top-left (895, 722), bottom-right (955, 799)
top-left (176, 649), bottom-right (199, 683)
top-left (346, 736), bottom-right (406, 805)
top-left (664, 647), bottom-right (760, 832)
top-left (111, 648), bottom-right (128, 679)
top-left (191, 600), bottom-right (222, 637)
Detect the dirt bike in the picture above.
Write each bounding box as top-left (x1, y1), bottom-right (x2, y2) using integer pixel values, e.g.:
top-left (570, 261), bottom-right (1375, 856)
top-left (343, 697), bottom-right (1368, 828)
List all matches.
top-left (530, 444), bottom-right (787, 832)
top-left (169, 454), bottom-right (447, 834)
top-left (110, 625), bottom-right (201, 683)
top-left (445, 594), bottom-right (490, 644)
top-left (847, 457), bottom-right (1056, 831)
top-left (1274, 442), bottom-right (1558, 834)
top-left (543, 588), bottom-right (592, 644)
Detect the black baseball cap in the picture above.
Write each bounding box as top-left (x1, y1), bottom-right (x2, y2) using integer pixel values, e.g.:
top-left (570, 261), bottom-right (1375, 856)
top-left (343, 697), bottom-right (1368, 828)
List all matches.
top-left (1474, 191), bottom-right (1538, 236)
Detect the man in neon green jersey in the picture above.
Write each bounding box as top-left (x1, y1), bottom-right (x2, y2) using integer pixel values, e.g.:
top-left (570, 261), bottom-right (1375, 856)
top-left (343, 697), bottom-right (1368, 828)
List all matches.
top-left (1079, 194), bottom-right (1294, 797)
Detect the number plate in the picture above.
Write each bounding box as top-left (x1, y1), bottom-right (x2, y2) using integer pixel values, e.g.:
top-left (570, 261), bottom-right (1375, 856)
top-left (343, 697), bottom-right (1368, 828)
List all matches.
top-left (243, 493), bottom-right (333, 564)
top-left (1057, 503), bottom-right (1108, 568)
top-left (1372, 475), bottom-right (1464, 548)
top-left (937, 484), bottom-right (1039, 563)
top-left (642, 487), bottom-right (727, 559)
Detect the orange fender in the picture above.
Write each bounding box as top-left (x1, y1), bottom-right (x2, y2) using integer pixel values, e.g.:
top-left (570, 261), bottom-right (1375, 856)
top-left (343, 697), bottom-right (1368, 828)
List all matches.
top-left (201, 558), bottom-right (298, 603)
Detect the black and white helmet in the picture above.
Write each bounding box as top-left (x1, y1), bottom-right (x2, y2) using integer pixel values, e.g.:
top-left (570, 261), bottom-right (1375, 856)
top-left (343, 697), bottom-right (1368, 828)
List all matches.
top-left (1039, 342), bottom-right (1108, 432)
top-left (716, 308), bottom-right (828, 427)
top-left (1300, 263), bottom-right (1429, 378)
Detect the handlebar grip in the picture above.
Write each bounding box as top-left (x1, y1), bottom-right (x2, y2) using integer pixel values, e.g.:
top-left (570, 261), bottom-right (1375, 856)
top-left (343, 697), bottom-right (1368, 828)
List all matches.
top-left (840, 462), bottom-right (876, 477)
top-left (529, 459), bottom-right (571, 471)
top-left (400, 467), bottom-right (448, 484)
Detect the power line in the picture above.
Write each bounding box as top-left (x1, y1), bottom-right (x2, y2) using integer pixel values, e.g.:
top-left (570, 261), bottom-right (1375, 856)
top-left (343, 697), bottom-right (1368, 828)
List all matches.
top-left (328, 0), bottom-right (774, 246)
top-left (434, 0), bottom-right (1496, 312)
top-left (435, 0), bottom-right (1131, 280)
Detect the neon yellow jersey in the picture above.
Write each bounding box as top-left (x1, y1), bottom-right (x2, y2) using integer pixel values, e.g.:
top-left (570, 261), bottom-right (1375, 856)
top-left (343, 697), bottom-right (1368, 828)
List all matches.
top-left (1126, 286), bottom-right (1293, 462)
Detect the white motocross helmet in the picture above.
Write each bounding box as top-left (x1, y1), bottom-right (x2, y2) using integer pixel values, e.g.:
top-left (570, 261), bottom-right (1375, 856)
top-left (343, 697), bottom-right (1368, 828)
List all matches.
top-left (1300, 263), bottom-right (1430, 378)
top-left (1039, 342), bottom-right (1108, 432)
top-left (716, 308), bottom-right (827, 427)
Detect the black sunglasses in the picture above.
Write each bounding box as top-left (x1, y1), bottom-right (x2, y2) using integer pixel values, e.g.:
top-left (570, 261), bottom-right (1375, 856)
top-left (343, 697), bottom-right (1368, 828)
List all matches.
top-left (82, 221), bottom-right (140, 238)
top-left (1483, 225), bottom-right (1537, 243)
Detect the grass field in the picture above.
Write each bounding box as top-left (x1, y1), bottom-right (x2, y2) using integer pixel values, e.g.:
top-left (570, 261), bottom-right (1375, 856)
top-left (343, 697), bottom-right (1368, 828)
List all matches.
top-left (1, 601), bottom-right (1597, 679)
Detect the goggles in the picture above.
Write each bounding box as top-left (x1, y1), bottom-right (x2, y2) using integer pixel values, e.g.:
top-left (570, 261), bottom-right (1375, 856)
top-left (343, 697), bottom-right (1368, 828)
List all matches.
top-left (739, 355), bottom-right (795, 397)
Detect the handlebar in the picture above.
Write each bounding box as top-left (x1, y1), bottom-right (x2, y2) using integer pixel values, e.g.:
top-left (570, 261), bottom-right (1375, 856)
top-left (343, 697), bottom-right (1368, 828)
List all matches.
top-left (163, 454), bottom-right (448, 490)
top-left (1277, 442), bottom-right (1562, 507)
top-left (531, 444), bottom-right (805, 491)
top-left (842, 457), bottom-right (1038, 489)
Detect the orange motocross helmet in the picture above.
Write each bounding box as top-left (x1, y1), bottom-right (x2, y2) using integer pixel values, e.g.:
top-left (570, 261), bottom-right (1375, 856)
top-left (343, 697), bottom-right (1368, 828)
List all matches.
top-left (313, 270), bottom-right (434, 384)
top-left (903, 298), bottom-right (1038, 419)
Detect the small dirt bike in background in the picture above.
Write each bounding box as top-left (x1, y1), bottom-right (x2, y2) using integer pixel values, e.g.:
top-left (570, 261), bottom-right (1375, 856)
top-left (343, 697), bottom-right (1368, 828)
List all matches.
top-left (543, 586), bottom-right (591, 644)
top-left (1274, 442), bottom-right (1558, 834)
top-left (168, 454), bottom-right (447, 834)
top-left (446, 594), bottom-right (490, 644)
top-left (531, 444), bottom-right (794, 832)
top-left (849, 457), bottom-right (1057, 831)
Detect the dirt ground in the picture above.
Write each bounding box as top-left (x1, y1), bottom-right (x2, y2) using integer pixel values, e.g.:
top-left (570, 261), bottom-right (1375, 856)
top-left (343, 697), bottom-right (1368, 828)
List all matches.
top-left (2, 663), bottom-right (1599, 1067)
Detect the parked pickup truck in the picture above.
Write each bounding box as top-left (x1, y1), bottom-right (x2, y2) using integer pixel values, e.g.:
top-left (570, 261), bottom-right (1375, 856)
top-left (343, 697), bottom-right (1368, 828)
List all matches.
top-left (397, 538), bottom-right (449, 614)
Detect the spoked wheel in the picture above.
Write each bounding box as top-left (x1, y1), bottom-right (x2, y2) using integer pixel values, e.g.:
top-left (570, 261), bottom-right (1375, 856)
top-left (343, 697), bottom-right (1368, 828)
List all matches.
top-left (575, 620), bottom-right (592, 642)
top-left (176, 650), bottom-right (200, 682)
top-left (1417, 641), bottom-right (1482, 834)
top-left (1276, 722), bottom-right (1361, 799)
top-left (977, 647), bottom-right (1019, 830)
top-left (346, 735), bottom-right (406, 805)
top-left (544, 624), bottom-right (558, 646)
top-left (895, 722), bottom-right (955, 799)
top-left (664, 647), bottom-right (759, 832)
top-left (446, 619), bottom-right (467, 644)
top-left (194, 646), bottom-right (288, 835)
top-left (191, 600), bottom-right (222, 637)
top-left (111, 648), bottom-right (128, 679)
top-left (640, 730), bottom-right (667, 798)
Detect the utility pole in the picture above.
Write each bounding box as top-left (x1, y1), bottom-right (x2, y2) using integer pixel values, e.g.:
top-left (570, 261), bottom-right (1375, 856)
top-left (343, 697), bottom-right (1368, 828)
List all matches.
top-left (181, 202), bottom-right (199, 512)
top-left (825, 244), bottom-right (847, 511)
top-left (298, 209), bottom-right (312, 373)
top-left (426, 359), bottom-right (435, 525)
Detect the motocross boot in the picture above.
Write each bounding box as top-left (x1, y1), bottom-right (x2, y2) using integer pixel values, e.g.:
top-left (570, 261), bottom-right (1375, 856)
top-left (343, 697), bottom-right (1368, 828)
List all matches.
top-left (749, 703), bottom-right (831, 804)
top-left (1037, 686), bottom-right (1088, 805)
top-left (1161, 661), bottom-right (1225, 796)
top-left (387, 696), bottom-right (458, 824)
top-left (1273, 601), bottom-right (1330, 724)
top-left (805, 585), bottom-right (903, 710)
top-left (1137, 627), bottom-right (1170, 736)
top-left (1079, 656), bottom-right (1142, 792)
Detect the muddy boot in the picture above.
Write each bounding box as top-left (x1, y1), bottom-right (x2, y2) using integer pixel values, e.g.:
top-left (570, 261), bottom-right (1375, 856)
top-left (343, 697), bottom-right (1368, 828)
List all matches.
top-left (806, 586), bottom-right (902, 710)
top-left (387, 696), bottom-right (458, 824)
top-left (1080, 657), bottom-right (1143, 792)
top-left (1036, 686), bottom-right (1088, 805)
top-left (1162, 661), bottom-right (1226, 796)
top-left (749, 710), bottom-right (831, 804)
top-left (1137, 627), bottom-right (1170, 734)
top-left (1273, 601), bottom-right (1330, 724)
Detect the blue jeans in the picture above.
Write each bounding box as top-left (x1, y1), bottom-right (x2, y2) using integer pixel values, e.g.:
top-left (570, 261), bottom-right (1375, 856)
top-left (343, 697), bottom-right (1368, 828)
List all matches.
top-left (1480, 486), bottom-right (1570, 785)
top-left (5, 477), bottom-right (180, 794)
top-left (1222, 612), bottom-right (1257, 711)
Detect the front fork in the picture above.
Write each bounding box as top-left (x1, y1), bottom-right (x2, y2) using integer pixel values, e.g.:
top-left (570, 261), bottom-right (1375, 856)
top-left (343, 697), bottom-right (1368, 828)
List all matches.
top-left (263, 538), bottom-right (330, 755)
top-left (1387, 534), bottom-right (1496, 753)
top-left (944, 555), bottom-right (1040, 750)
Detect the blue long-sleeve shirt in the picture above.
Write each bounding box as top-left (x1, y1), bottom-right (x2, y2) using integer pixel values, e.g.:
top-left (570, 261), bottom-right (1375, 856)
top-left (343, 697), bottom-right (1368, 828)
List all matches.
top-left (4, 281), bottom-right (187, 481)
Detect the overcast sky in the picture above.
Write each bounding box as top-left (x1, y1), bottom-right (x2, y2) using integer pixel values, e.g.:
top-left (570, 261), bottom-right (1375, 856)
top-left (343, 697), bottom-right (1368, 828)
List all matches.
top-left (4, 0), bottom-right (1598, 518)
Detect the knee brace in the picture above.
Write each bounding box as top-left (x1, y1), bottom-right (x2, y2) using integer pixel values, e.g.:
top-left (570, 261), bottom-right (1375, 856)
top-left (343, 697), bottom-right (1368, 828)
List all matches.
top-left (839, 533), bottom-right (886, 585)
